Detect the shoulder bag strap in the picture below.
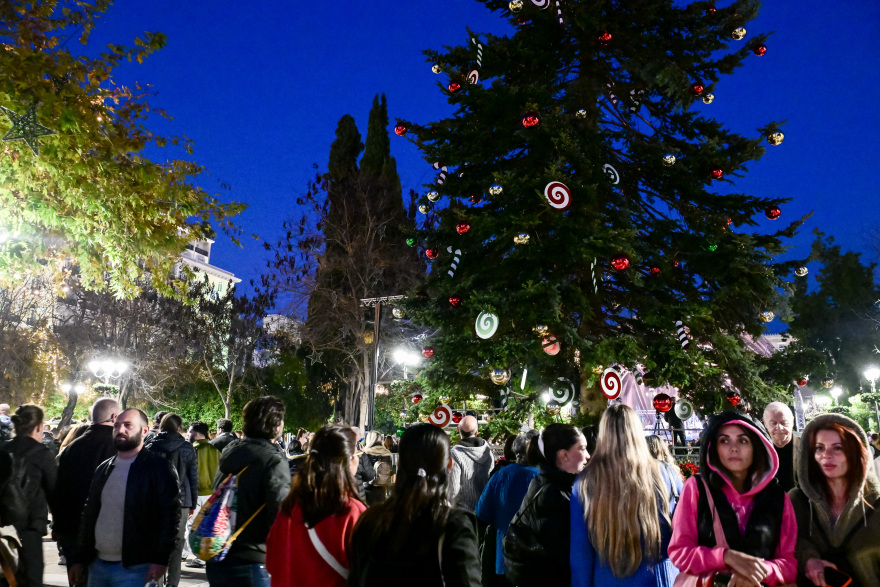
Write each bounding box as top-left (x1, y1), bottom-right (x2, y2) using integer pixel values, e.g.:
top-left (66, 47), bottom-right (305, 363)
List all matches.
top-left (437, 531), bottom-right (446, 587)
top-left (307, 526), bottom-right (349, 579)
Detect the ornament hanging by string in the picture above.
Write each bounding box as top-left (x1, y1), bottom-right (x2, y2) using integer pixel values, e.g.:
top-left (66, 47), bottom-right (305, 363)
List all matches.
top-left (544, 181), bottom-right (572, 210)
top-left (419, 414), bottom-right (430, 423)
top-left (754, 44), bottom-right (767, 56)
top-left (676, 320), bottom-right (691, 350)
top-left (702, 94), bottom-right (715, 104)
top-left (422, 346), bottom-right (434, 358)
top-left (430, 404), bottom-right (453, 427)
top-left (576, 109), bottom-right (587, 119)
top-left (796, 376), bottom-right (808, 387)
top-left (490, 368), bottom-right (511, 385)
top-left (600, 367), bottom-right (623, 400)
top-left (710, 168), bottom-right (724, 180)
top-left (427, 190), bottom-right (440, 202)
top-left (653, 393), bottom-right (673, 412)
top-left (509, 0), bottom-right (523, 12)
top-left (674, 400), bottom-right (694, 420)
top-left (0, 105), bottom-right (56, 156)
top-left (489, 184), bottom-right (503, 196)
top-left (603, 164), bottom-right (620, 184)
top-left (598, 31), bottom-right (612, 45)
top-left (532, 325), bottom-right (549, 337)
top-left (691, 82), bottom-right (705, 96)
top-left (611, 254), bottom-right (630, 271)
top-left (522, 112), bottom-right (540, 128)
top-left (446, 247), bottom-right (461, 277)
top-left (394, 124), bottom-right (408, 136)
top-left (731, 27), bottom-right (747, 40)
top-left (795, 266), bottom-right (808, 277)
top-left (418, 205), bottom-right (429, 215)
top-left (452, 411), bottom-right (463, 424)
top-left (392, 307), bottom-right (405, 319)
top-left (546, 400), bottom-right (561, 415)
top-left (514, 232), bottom-right (530, 245)
top-left (406, 238), bottom-right (416, 247)
top-left (448, 81), bottom-right (461, 93)
top-left (439, 394), bottom-right (450, 404)
top-left (765, 206), bottom-right (781, 220)
top-left (549, 377), bottom-right (576, 406)
top-left (542, 335), bottom-right (561, 355)
top-left (822, 377), bottom-right (834, 389)
top-left (471, 37), bottom-right (483, 68)
top-left (476, 312), bottom-right (500, 339)
top-left (726, 391), bottom-right (742, 407)
top-left (449, 295), bottom-right (462, 307)
top-left (425, 248), bottom-right (438, 259)
top-left (412, 393), bottom-right (423, 404)
top-left (456, 222), bottom-right (471, 234)
top-left (663, 154), bottom-right (676, 166)
top-left (432, 64), bottom-right (442, 74)
top-left (760, 311), bottom-right (775, 322)
top-left (432, 162), bottom-right (448, 184)
top-left (767, 132), bottom-right (784, 145)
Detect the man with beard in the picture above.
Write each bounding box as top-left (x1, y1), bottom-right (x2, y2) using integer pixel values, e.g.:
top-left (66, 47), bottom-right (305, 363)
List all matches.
top-left (68, 409), bottom-right (180, 587)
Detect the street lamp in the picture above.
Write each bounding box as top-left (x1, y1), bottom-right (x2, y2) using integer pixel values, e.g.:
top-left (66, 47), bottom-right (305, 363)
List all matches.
top-left (830, 386), bottom-right (843, 406)
top-left (392, 348), bottom-right (421, 379)
top-left (864, 366), bottom-right (880, 430)
top-left (60, 382), bottom-right (87, 395)
top-left (88, 358), bottom-right (128, 384)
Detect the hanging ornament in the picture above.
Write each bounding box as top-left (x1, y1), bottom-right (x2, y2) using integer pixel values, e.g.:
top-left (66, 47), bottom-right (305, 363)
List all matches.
top-left (653, 393), bottom-right (673, 413)
top-left (394, 124), bottom-right (408, 136)
top-left (513, 232), bottom-right (530, 245)
top-left (467, 69), bottom-right (480, 85)
top-left (702, 94), bottom-right (715, 104)
top-left (760, 311), bottom-right (775, 322)
top-left (522, 112), bottom-right (540, 128)
top-left (432, 162), bottom-right (448, 184)
top-left (419, 414), bottom-right (431, 423)
top-left (726, 392), bottom-right (742, 407)
top-left (545, 400), bottom-right (561, 415)
top-left (470, 194), bottom-right (483, 204)
top-left (396, 426), bottom-right (406, 436)
top-left (767, 132), bottom-right (784, 145)
top-left (533, 325), bottom-right (549, 336)
top-left (490, 368), bottom-right (511, 385)
top-left (509, 0), bottom-right (523, 12)
top-left (427, 190), bottom-right (440, 202)
top-left (676, 320), bottom-right (691, 350)
top-left (795, 266), bottom-right (808, 277)
top-left (600, 367), bottom-right (623, 400)
top-left (392, 307), bottom-right (405, 319)
top-left (705, 6), bottom-right (717, 15)
top-left (575, 109), bottom-right (587, 119)
top-left (754, 44), bottom-right (767, 57)
top-left (475, 312), bottom-right (500, 339)
top-left (710, 168), bottom-right (724, 180)
top-left (422, 346), bottom-right (435, 358)
top-left (765, 206), bottom-right (782, 220)
top-left (675, 400), bottom-right (695, 420)
top-left (448, 81), bottom-right (461, 93)
top-left (430, 404), bottom-right (453, 427)
top-left (707, 242), bottom-right (718, 252)
top-left (412, 393), bottom-right (423, 404)
top-left (452, 411), bottom-right (463, 424)
top-left (439, 394), bottom-right (450, 404)
top-left (822, 377), bottom-right (834, 389)
top-left (550, 377), bottom-right (576, 406)
top-left (542, 335), bottom-right (561, 355)
top-left (446, 247), bottom-right (462, 278)
top-left (603, 164), bottom-right (620, 184)
top-left (425, 248), bottom-right (439, 259)
top-left (796, 377), bottom-right (808, 387)
top-left (449, 295), bottom-right (462, 307)
top-left (663, 154), bottom-right (676, 166)
top-left (456, 222), bottom-right (471, 234)
top-left (590, 258), bottom-right (599, 294)
top-left (0, 105), bottom-right (56, 156)
top-left (489, 184), bottom-right (503, 196)
top-left (649, 267), bottom-right (661, 275)
top-left (418, 204), bottom-right (429, 215)
top-left (406, 238), bottom-right (416, 247)
top-left (611, 254), bottom-right (630, 271)
top-left (691, 82), bottom-right (705, 96)
top-left (432, 64), bottom-right (442, 74)
top-left (731, 27), bottom-right (747, 40)
top-left (543, 181), bottom-right (572, 210)
top-left (598, 31), bottom-right (612, 45)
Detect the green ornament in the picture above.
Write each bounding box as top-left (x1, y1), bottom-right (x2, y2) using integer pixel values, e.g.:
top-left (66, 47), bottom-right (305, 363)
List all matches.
top-left (396, 427), bottom-right (406, 436)
top-left (707, 243), bottom-right (718, 252)
top-left (406, 238), bottom-right (416, 247)
top-left (1, 104), bottom-right (55, 155)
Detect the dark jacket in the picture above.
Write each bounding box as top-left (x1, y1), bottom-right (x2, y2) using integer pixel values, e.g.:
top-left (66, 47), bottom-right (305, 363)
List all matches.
top-left (210, 431), bottom-right (238, 453)
top-left (349, 507), bottom-right (481, 587)
top-left (0, 449), bottom-right (26, 527)
top-left (505, 466), bottom-right (576, 587)
top-left (209, 437), bottom-right (291, 565)
top-left (73, 448), bottom-right (181, 568)
top-left (146, 431), bottom-right (199, 508)
top-left (1, 435), bottom-right (57, 535)
top-left (52, 424), bottom-right (117, 542)
top-left (355, 452), bottom-right (376, 502)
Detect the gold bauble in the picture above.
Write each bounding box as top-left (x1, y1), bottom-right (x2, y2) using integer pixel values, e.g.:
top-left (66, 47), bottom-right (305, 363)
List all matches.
top-left (490, 368), bottom-right (511, 385)
top-left (767, 132), bottom-right (784, 146)
top-left (731, 27), bottom-right (747, 40)
top-left (418, 204), bottom-right (429, 214)
top-left (663, 154), bottom-right (676, 166)
top-left (532, 325), bottom-right (549, 337)
top-left (439, 394), bottom-right (450, 404)
top-left (795, 266), bottom-right (808, 277)
top-left (546, 400), bottom-right (561, 416)
top-left (419, 414), bottom-right (430, 423)
top-left (509, 0), bottom-right (523, 12)
top-left (702, 94), bottom-right (715, 104)
top-left (489, 184), bottom-right (503, 196)
top-left (822, 378), bottom-right (834, 389)
top-left (364, 332), bottom-right (374, 344)
top-left (513, 232), bottom-right (530, 245)
top-left (427, 191), bottom-right (440, 202)
top-left (575, 109), bottom-right (587, 119)
top-left (760, 311), bottom-right (775, 323)
top-left (592, 365), bottom-right (604, 375)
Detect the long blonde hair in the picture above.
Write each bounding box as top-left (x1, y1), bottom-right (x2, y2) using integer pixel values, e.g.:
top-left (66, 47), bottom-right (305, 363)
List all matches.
top-left (578, 404), bottom-right (670, 578)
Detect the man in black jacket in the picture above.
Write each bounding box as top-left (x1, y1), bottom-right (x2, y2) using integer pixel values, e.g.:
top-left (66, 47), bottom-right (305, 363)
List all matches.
top-left (68, 408), bottom-right (180, 587)
top-left (53, 397), bottom-right (119, 573)
top-left (210, 418), bottom-right (238, 452)
top-left (206, 397), bottom-right (290, 587)
top-left (145, 413), bottom-right (198, 587)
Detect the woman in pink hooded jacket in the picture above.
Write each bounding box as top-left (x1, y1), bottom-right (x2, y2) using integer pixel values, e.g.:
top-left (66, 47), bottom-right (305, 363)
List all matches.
top-left (669, 411), bottom-right (797, 587)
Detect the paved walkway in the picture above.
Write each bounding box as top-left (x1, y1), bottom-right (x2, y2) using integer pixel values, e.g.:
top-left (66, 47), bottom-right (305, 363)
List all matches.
top-left (42, 540), bottom-right (209, 587)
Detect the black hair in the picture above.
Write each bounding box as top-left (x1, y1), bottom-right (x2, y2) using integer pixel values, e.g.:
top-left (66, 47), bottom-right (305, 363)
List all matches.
top-left (153, 411), bottom-right (168, 426)
top-left (217, 418), bottom-right (234, 433)
top-left (702, 412), bottom-right (771, 493)
top-left (527, 423), bottom-right (581, 470)
top-left (581, 424), bottom-right (599, 456)
top-left (242, 396), bottom-right (285, 439)
top-left (190, 421), bottom-right (210, 439)
top-left (159, 413), bottom-right (183, 434)
top-left (11, 404), bottom-right (44, 437)
top-left (503, 434), bottom-right (516, 461)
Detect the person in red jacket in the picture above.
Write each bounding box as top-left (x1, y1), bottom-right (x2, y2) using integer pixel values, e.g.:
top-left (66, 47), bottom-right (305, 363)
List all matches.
top-left (265, 423), bottom-right (364, 586)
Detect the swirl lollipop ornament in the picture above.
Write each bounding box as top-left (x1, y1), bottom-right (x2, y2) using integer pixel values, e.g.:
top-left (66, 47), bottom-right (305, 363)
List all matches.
top-left (600, 367), bottom-right (623, 400)
top-left (475, 311), bottom-right (499, 339)
top-left (549, 377), bottom-right (576, 406)
top-left (543, 181), bottom-right (572, 210)
top-left (430, 404), bottom-right (453, 428)
top-left (674, 399), bottom-right (694, 420)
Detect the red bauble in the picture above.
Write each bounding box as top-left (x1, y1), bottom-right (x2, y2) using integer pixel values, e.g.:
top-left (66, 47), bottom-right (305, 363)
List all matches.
top-left (470, 194), bottom-right (483, 204)
top-left (421, 347), bottom-right (435, 359)
top-left (691, 82), bottom-right (705, 96)
top-left (674, 260), bottom-right (680, 267)
top-left (796, 377), bottom-right (808, 387)
top-left (706, 6), bottom-right (717, 14)
top-left (449, 296), bottom-right (462, 307)
top-left (412, 393), bottom-right (423, 404)
top-left (726, 391), bottom-right (742, 407)
top-left (394, 124), bottom-right (408, 136)
top-left (448, 81), bottom-right (461, 93)
top-left (649, 267), bottom-right (661, 275)
top-left (598, 31), bottom-right (612, 45)
top-left (456, 222), bottom-right (471, 234)
top-left (754, 44), bottom-right (767, 57)
top-left (425, 248), bottom-right (439, 259)
top-left (765, 205), bottom-right (781, 220)
top-left (710, 168), bottom-right (724, 180)
top-left (452, 411), bottom-right (463, 424)
top-left (611, 254), bottom-right (630, 271)
top-left (653, 393), bottom-right (673, 413)
top-left (727, 218), bottom-right (733, 226)
top-left (522, 112), bottom-right (540, 128)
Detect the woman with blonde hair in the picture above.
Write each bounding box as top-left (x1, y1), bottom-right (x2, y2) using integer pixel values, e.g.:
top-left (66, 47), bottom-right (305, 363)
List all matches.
top-left (571, 404), bottom-right (680, 585)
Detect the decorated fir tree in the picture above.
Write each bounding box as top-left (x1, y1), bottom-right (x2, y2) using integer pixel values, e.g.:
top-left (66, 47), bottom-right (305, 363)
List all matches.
top-left (397, 0), bottom-right (808, 425)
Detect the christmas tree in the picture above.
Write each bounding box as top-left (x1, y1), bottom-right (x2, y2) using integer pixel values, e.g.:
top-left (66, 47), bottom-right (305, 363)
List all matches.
top-left (398, 0), bottom-right (808, 423)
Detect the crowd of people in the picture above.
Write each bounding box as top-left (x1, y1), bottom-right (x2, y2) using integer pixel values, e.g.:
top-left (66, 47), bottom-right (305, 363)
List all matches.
top-left (0, 397), bottom-right (879, 587)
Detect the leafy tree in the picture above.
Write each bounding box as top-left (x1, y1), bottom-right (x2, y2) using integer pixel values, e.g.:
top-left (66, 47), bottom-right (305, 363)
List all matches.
top-left (0, 1), bottom-right (244, 298)
top-left (398, 0), bottom-right (806, 420)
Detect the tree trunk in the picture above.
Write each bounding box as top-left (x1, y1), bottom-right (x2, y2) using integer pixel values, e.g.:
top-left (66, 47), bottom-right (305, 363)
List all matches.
top-left (59, 392), bottom-right (78, 428)
top-left (578, 367), bottom-right (608, 417)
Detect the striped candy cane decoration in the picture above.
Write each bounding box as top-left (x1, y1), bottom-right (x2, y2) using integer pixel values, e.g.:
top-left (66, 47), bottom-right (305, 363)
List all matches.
top-left (433, 161), bottom-right (448, 185)
top-left (590, 258), bottom-right (598, 293)
top-left (446, 247), bottom-right (462, 277)
top-left (675, 320), bottom-right (690, 350)
top-left (555, 1), bottom-right (564, 25)
top-left (471, 38), bottom-right (483, 68)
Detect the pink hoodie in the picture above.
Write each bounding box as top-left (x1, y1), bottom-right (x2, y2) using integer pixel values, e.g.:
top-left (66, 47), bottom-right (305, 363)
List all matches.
top-left (668, 419), bottom-right (797, 585)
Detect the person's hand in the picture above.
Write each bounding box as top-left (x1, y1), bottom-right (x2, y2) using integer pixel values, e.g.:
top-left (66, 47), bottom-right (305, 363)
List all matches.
top-left (723, 549), bottom-right (769, 586)
top-left (189, 507), bottom-right (196, 518)
top-left (805, 558), bottom-right (838, 586)
top-left (145, 563), bottom-right (167, 583)
top-left (728, 572), bottom-right (762, 587)
top-left (68, 563), bottom-right (84, 587)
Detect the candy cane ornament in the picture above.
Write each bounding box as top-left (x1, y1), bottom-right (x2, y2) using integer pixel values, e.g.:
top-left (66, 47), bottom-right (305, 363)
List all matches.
top-left (446, 247), bottom-right (462, 277)
top-left (600, 367), bottom-right (623, 400)
top-left (433, 162), bottom-right (448, 185)
top-left (675, 320), bottom-right (691, 350)
top-left (555, 1), bottom-right (564, 25)
top-left (471, 38), bottom-right (483, 68)
top-left (430, 404), bottom-right (453, 427)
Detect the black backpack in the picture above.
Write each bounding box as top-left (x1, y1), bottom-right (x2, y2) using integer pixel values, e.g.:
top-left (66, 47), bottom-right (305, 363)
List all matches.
top-left (0, 442), bottom-right (39, 528)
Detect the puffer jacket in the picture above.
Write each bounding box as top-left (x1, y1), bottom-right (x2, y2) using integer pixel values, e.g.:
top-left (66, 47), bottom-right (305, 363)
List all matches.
top-left (788, 414), bottom-right (880, 586)
top-left (668, 411), bottom-right (797, 585)
top-left (145, 431), bottom-right (198, 508)
top-left (208, 437), bottom-right (291, 565)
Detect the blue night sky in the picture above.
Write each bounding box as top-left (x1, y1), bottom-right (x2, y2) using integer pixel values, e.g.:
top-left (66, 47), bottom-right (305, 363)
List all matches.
top-left (90, 0), bottom-right (880, 305)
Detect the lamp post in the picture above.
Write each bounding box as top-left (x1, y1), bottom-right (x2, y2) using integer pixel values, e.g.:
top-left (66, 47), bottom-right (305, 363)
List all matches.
top-left (87, 358), bottom-right (128, 385)
top-left (864, 366), bottom-right (880, 431)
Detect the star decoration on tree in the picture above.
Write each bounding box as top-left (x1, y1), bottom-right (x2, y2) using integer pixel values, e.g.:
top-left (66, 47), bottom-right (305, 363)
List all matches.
top-left (1, 105), bottom-right (55, 156)
top-left (308, 348), bottom-right (324, 365)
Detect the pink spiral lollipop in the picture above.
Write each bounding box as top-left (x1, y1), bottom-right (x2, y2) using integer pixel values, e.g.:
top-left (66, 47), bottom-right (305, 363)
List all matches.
top-left (600, 367), bottom-right (622, 400)
top-left (430, 404), bottom-right (453, 428)
top-left (544, 181), bottom-right (572, 210)
top-left (467, 69), bottom-right (480, 85)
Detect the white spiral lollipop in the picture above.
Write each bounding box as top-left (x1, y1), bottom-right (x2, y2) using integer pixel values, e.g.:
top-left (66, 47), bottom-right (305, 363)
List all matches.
top-left (530, 0), bottom-right (550, 7)
top-left (430, 404), bottom-right (453, 428)
top-left (600, 367), bottom-right (623, 400)
top-left (674, 399), bottom-right (694, 420)
top-left (544, 181), bottom-right (572, 210)
top-left (603, 164), bottom-right (620, 185)
top-left (475, 311), bottom-right (499, 339)
top-left (467, 69), bottom-right (480, 85)
top-left (550, 377), bottom-right (575, 405)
